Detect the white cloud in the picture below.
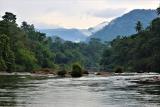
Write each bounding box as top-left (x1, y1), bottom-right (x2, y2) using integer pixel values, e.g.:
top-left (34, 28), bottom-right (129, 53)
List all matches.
top-left (88, 8), bottom-right (127, 18)
top-left (0, 0), bottom-right (159, 28)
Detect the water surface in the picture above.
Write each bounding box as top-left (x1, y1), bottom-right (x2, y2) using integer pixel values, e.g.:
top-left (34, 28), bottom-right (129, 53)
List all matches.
top-left (0, 73), bottom-right (160, 107)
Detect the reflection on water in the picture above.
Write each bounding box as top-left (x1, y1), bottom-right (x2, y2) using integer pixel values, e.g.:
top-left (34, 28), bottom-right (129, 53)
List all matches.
top-left (0, 73), bottom-right (160, 107)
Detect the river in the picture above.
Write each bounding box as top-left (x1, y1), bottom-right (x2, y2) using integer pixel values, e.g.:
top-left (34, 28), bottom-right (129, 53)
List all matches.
top-left (0, 73), bottom-right (160, 107)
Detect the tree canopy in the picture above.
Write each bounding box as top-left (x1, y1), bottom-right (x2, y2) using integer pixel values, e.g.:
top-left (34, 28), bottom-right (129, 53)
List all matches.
top-left (0, 11), bottom-right (160, 73)
top-left (0, 12), bottom-right (105, 72)
top-left (101, 17), bottom-right (160, 73)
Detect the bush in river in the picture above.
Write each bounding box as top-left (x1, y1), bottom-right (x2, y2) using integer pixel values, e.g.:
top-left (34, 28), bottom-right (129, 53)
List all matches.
top-left (57, 70), bottom-right (67, 77)
top-left (71, 63), bottom-right (82, 77)
top-left (114, 66), bottom-right (124, 73)
top-left (83, 70), bottom-right (89, 74)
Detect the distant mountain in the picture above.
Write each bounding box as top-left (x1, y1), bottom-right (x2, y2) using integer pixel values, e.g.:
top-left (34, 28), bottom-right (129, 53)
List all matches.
top-left (88, 9), bottom-right (157, 42)
top-left (39, 28), bottom-right (87, 42)
top-left (80, 21), bottom-right (109, 37)
top-left (40, 9), bottom-right (157, 42)
top-left (39, 21), bottom-right (109, 42)
top-left (88, 21), bottom-right (109, 34)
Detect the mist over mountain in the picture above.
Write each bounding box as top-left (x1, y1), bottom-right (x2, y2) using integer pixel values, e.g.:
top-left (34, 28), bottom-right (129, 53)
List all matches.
top-left (39, 21), bottom-right (109, 42)
top-left (39, 28), bottom-right (87, 42)
top-left (40, 9), bottom-right (157, 42)
top-left (80, 21), bottom-right (109, 36)
top-left (87, 9), bottom-right (157, 42)
top-left (88, 21), bottom-right (109, 34)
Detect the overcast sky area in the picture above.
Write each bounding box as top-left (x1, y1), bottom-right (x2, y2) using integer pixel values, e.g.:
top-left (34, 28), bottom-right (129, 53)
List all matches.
top-left (0, 0), bottom-right (159, 29)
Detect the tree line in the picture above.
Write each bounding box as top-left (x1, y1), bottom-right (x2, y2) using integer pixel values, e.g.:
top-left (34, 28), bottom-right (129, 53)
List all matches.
top-left (0, 12), bottom-right (105, 72)
top-left (0, 6), bottom-right (160, 73)
top-left (100, 7), bottom-right (160, 73)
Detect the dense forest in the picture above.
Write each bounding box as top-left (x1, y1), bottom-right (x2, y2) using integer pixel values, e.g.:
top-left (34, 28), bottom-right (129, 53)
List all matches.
top-left (0, 12), bottom-right (105, 72)
top-left (0, 7), bottom-right (160, 73)
top-left (101, 16), bottom-right (160, 73)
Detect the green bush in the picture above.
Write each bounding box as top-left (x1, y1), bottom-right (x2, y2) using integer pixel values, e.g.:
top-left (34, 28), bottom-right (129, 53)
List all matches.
top-left (14, 64), bottom-right (25, 72)
top-left (71, 64), bottom-right (82, 77)
top-left (57, 70), bottom-right (67, 77)
top-left (0, 57), bottom-right (7, 71)
top-left (114, 66), bottom-right (124, 73)
top-left (83, 70), bottom-right (89, 74)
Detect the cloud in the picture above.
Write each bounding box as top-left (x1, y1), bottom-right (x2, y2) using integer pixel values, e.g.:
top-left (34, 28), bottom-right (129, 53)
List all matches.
top-left (0, 0), bottom-right (159, 28)
top-left (35, 22), bottom-right (62, 29)
top-left (32, 11), bottom-right (105, 29)
top-left (88, 8), bottom-right (127, 18)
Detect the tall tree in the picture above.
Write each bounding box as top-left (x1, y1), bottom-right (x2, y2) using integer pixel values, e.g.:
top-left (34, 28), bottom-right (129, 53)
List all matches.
top-left (135, 21), bottom-right (143, 33)
top-left (156, 5), bottom-right (160, 15)
top-left (0, 34), bottom-right (15, 72)
top-left (2, 12), bottom-right (16, 23)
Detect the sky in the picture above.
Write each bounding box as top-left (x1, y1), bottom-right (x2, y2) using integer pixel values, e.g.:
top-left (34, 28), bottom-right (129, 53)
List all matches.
top-left (0, 0), bottom-right (159, 29)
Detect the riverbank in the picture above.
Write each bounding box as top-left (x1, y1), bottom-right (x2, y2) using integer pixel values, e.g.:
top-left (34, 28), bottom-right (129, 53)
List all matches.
top-left (0, 70), bottom-right (160, 77)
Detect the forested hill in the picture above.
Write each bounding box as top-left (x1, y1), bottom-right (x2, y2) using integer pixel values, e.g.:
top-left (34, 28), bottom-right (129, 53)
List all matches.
top-left (88, 9), bottom-right (157, 42)
top-left (0, 11), bottom-right (160, 73)
top-left (0, 12), bottom-right (105, 72)
top-left (101, 17), bottom-right (160, 73)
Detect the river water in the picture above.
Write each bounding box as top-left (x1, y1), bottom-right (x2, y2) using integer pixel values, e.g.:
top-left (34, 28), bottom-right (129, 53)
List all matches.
top-left (0, 73), bottom-right (160, 107)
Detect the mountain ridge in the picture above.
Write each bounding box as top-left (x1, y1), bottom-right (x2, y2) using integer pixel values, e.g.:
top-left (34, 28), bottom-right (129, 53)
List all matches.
top-left (87, 9), bottom-right (157, 42)
top-left (39, 28), bottom-right (87, 42)
top-left (40, 9), bottom-right (157, 42)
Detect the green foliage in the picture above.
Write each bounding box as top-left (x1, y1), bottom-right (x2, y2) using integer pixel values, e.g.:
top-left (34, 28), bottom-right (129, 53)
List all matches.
top-left (1, 11), bottom-right (160, 74)
top-left (5, 50), bottom-right (15, 72)
top-left (0, 12), bottom-right (106, 72)
top-left (83, 70), bottom-right (89, 74)
top-left (2, 12), bottom-right (16, 23)
top-left (57, 70), bottom-right (67, 77)
top-left (0, 34), bottom-right (15, 72)
top-left (113, 66), bottom-right (124, 73)
top-left (0, 12), bottom-right (54, 72)
top-left (16, 48), bottom-right (37, 72)
top-left (101, 17), bottom-right (160, 73)
top-left (34, 43), bottom-right (55, 68)
top-left (71, 63), bottom-right (82, 77)
top-left (135, 21), bottom-right (143, 33)
top-left (0, 57), bottom-right (7, 71)
top-left (51, 37), bottom-right (105, 69)
top-left (156, 6), bottom-right (160, 15)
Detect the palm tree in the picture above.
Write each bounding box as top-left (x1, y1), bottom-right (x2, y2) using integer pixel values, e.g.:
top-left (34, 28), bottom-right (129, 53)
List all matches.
top-left (135, 21), bottom-right (143, 33)
top-left (157, 6), bottom-right (160, 15)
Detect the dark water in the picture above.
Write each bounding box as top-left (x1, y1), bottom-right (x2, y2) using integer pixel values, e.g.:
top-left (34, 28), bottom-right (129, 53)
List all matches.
top-left (0, 73), bottom-right (160, 107)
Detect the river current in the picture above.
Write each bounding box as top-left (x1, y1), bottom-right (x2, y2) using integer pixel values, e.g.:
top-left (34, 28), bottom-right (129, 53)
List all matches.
top-left (0, 73), bottom-right (159, 107)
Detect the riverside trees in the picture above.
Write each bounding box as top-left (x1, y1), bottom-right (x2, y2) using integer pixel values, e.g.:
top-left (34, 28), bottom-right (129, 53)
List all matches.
top-left (0, 12), bottom-right (105, 72)
top-left (101, 17), bottom-right (160, 73)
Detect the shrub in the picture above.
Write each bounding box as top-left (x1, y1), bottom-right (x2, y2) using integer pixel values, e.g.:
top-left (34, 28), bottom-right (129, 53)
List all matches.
top-left (114, 66), bottom-right (124, 73)
top-left (15, 64), bottom-right (25, 72)
top-left (0, 57), bottom-right (7, 71)
top-left (57, 70), bottom-right (67, 77)
top-left (71, 64), bottom-right (82, 77)
top-left (83, 70), bottom-right (89, 74)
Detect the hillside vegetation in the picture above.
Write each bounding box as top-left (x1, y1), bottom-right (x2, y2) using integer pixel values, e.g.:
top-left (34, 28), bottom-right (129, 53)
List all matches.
top-left (89, 9), bottom-right (157, 41)
top-left (0, 9), bottom-right (160, 73)
top-left (101, 17), bottom-right (160, 73)
top-left (0, 12), bottom-right (105, 72)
